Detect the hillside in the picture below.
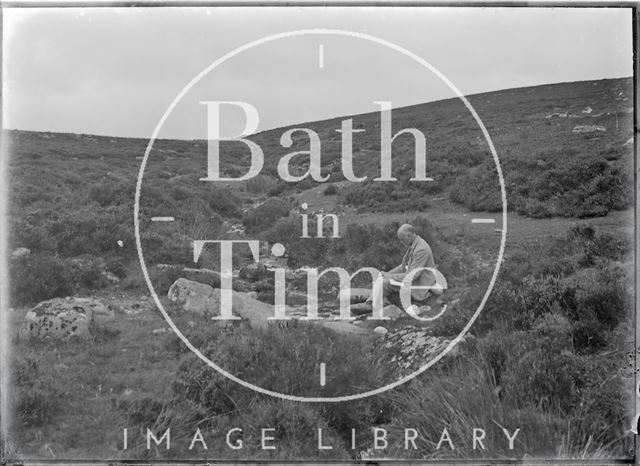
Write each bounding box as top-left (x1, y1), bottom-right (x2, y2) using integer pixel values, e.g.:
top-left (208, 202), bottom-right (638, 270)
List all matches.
top-left (5, 77), bottom-right (636, 460)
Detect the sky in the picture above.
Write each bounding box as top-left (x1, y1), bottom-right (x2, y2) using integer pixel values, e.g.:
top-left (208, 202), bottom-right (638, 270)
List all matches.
top-left (2, 6), bottom-right (634, 140)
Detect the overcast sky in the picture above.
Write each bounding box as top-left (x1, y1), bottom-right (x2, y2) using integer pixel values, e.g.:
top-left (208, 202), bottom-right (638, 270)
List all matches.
top-left (2, 6), bottom-right (633, 139)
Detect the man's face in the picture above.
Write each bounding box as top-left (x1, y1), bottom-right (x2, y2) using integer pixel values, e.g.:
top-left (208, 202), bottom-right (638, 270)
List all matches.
top-left (398, 231), bottom-right (413, 247)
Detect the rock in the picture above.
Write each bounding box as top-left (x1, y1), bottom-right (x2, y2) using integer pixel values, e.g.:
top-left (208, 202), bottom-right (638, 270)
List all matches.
top-left (210, 289), bottom-right (275, 328)
top-left (168, 278), bottom-right (275, 327)
top-left (572, 125), bottom-right (605, 133)
top-left (382, 304), bottom-right (404, 320)
top-left (167, 278), bottom-right (219, 317)
top-left (238, 262), bottom-right (270, 282)
top-left (247, 291), bottom-right (258, 299)
top-left (377, 328), bottom-right (470, 374)
top-left (18, 297), bottom-right (114, 340)
top-left (545, 112), bottom-right (568, 118)
top-left (11, 247), bottom-right (31, 259)
top-left (103, 271), bottom-right (120, 284)
top-left (374, 326), bottom-right (388, 335)
top-left (79, 297), bottom-right (116, 328)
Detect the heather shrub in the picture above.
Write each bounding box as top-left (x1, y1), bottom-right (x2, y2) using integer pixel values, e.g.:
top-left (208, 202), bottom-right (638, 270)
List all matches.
top-left (205, 188), bottom-right (242, 218)
top-left (242, 198), bottom-right (291, 234)
top-left (10, 254), bottom-right (78, 306)
top-left (89, 179), bottom-right (134, 207)
top-left (244, 174), bottom-right (277, 195)
top-left (499, 313), bottom-right (587, 413)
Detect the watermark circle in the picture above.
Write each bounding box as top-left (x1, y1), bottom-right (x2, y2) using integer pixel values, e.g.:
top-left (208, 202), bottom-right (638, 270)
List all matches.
top-left (134, 28), bottom-right (508, 402)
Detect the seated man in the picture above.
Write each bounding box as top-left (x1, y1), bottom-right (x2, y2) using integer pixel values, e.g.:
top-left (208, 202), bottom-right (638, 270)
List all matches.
top-left (352, 223), bottom-right (440, 314)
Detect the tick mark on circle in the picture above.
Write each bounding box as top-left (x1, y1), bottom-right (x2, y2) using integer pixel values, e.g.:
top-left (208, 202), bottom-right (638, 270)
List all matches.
top-left (471, 218), bottom-right (495, 224)
top-left (320, 362), bottom-right (326, 387)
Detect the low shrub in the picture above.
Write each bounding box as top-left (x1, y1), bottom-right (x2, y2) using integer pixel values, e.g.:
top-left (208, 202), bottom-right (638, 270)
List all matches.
top-left (10, 254), bottom-right (78, 306)
top-left (242, 198), bottom-right (291, 234)
top-left (323, 183), bottom-right (338, 195)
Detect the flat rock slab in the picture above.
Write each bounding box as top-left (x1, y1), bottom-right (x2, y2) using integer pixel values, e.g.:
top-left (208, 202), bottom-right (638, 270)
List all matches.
top-left (19, 297), bottom-right (114, 340)
top-left (168, 278), bottom-right (374, 334)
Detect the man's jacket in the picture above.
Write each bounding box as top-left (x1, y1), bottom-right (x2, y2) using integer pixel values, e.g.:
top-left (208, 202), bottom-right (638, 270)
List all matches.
top-left (395, 235), bottom-right (437, 301)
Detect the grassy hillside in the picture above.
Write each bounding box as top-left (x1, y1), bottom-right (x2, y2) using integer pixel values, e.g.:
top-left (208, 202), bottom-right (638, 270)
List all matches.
top-left (5, 77), bottom-right (636, 461)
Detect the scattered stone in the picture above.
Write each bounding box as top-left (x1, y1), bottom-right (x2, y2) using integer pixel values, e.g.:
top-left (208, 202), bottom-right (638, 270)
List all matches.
top-left (19, 297), bottom-right (114, 340)
top-left (572, 125), bottom-right (605, 133)
top-left (373, 326), bottom-right (388, 335)
top-left (103, 271), bottom-right (120, 284)
top-left (152, 328), bottom-right (168, 334)
top-left (11, 247), bottom-right (31, 259)
top-left (124, 301), bottom-right (148, 315)
top-left (582, 106), bottom-right (593, 114)
top-left (227, 223), bottom-right (245, 235)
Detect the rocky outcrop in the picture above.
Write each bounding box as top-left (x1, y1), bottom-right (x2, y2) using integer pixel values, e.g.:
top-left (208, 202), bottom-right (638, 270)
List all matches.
top-left (19, 297), bottom-right (115, 340)
top-left (376, 328), bottom-right (474, 375)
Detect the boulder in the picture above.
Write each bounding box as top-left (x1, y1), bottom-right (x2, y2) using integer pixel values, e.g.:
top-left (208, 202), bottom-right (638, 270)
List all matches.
top-left (382, 304), bottom-right (405, 320)
top-left (18, 297), bottom-right (114, 340)
top-left (167, 278), bottom-right (218, 317)
top-left (167, 278), bottom-right (275, 327)
top-left (11, 247), bottom-right (31, 259)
